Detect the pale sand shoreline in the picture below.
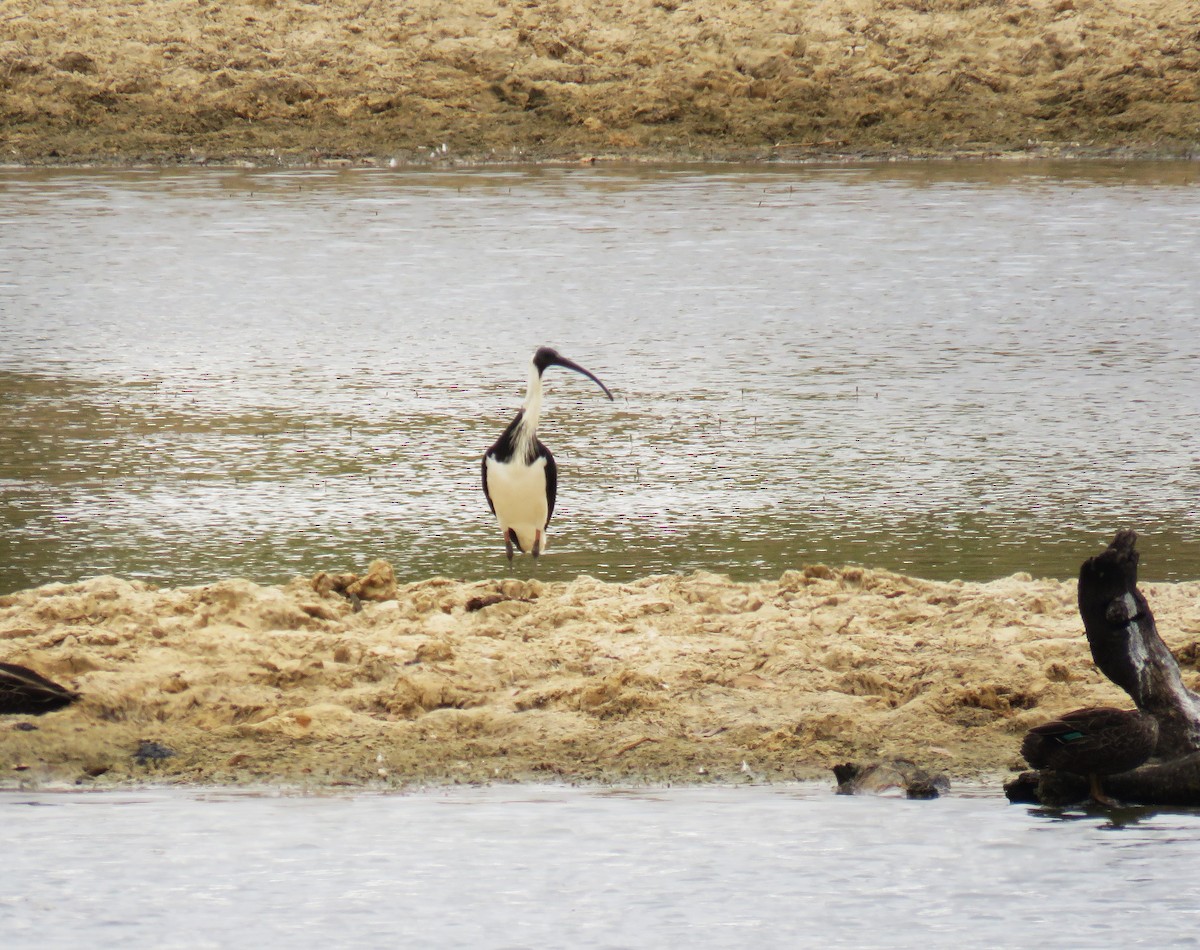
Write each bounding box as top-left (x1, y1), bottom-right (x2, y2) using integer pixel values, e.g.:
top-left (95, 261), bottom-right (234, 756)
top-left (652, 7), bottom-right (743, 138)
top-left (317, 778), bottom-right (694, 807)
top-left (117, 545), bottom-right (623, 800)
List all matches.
top-left (3, 562), bottom-right (1199, 789)
top-left (2, 0), bottom-right (1197, 165)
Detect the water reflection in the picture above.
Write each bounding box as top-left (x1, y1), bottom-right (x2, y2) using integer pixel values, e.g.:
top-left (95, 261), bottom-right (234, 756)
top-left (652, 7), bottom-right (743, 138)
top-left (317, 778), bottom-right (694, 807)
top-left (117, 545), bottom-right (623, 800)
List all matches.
top-left (2, 163), bottom-right (1199, 592)
top-left (1028, 802), bottom-right (1200, 832)
top-left (4, 784), bottom-right (1200, 948)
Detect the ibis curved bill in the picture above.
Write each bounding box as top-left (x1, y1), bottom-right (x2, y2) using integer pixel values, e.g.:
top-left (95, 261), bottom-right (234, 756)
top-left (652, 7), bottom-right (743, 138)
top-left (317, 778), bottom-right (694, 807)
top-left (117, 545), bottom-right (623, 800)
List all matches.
top-left (481, 347), bottom-right (613, 561)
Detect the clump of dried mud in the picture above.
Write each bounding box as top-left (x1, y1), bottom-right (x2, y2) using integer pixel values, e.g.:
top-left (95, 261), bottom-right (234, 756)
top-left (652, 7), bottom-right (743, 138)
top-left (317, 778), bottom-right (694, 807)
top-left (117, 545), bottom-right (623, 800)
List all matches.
top-left (4, 561), bottom-right (1200, 790)
top-left (1, 0), bottom-right (1197, 165)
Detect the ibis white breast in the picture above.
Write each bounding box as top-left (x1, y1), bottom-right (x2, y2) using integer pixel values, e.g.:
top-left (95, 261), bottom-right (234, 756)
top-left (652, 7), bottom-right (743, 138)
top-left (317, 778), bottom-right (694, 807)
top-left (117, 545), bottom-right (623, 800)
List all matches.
top-left (485, 453), bottom-right (550, 553)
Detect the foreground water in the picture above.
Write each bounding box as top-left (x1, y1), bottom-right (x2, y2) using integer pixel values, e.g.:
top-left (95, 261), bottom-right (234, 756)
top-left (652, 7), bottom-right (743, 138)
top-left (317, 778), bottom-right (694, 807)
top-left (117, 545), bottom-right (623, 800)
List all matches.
top-left (3, 784), bottom-right (1200, 948)
top-left (2, 162), bottom-right (1199, 592)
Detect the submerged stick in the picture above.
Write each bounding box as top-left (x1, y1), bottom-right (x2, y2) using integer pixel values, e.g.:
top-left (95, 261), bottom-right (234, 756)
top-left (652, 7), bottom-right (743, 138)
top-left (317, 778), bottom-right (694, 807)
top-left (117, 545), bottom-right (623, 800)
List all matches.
top-left (1077, 529), bottom-right (1200, 758)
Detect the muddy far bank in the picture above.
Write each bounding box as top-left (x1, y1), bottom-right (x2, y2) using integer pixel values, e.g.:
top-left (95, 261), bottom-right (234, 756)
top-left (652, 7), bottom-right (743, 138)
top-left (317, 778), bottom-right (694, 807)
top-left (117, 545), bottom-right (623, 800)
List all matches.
top-left (1, 0), bottom-right (1198, 165)
top-left (3, 561), bottom-right (1200, 789)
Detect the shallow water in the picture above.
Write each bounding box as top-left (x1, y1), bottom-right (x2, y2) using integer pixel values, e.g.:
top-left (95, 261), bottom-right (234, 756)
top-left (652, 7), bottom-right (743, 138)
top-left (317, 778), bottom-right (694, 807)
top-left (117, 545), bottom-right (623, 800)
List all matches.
top-left (3, 784), bottom-right (1200, 948)
top-left (2, 162), bottom-right (1199, 592)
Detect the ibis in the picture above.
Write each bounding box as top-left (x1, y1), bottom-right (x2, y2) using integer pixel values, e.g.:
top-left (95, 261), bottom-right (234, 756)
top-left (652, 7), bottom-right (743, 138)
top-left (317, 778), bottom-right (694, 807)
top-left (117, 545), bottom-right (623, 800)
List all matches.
top-left (482, 346), bottom-right (612, 561)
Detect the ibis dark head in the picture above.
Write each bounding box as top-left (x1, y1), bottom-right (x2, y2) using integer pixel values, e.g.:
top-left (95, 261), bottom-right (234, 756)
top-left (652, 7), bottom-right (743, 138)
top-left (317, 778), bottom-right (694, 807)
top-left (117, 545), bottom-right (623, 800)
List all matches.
top-left (532, 346), bottom-right (613, 401)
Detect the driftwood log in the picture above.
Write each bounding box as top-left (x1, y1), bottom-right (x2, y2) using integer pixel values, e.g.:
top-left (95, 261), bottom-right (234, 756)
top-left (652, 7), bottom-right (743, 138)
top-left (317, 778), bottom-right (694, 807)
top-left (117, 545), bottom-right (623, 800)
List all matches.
top-left (1006, 530), bottom-right (1200, 806)
top-left (832, 760), bottom-right (950, 799)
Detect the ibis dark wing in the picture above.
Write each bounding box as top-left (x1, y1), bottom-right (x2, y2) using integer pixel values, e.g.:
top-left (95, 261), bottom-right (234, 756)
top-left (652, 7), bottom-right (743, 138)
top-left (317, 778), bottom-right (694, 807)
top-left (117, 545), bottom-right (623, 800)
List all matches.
top-left (541, 441), bottom-right (557, 525)
top-left (483, 409), bottom-right (526, 516)
top-left (481, 452), bottom-right (496, 514)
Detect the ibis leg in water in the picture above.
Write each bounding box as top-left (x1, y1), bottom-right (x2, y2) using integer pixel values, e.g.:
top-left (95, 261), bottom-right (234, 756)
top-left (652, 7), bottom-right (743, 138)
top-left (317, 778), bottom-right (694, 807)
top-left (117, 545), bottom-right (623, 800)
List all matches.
top-left (482, 347), bottom-right (613, 562)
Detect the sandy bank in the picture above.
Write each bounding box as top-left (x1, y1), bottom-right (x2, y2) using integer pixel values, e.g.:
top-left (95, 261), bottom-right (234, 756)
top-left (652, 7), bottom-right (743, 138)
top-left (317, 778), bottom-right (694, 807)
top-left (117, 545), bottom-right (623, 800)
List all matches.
top-left (2, 0), bottom-right (1198, 164)
top-left (3, 562), bottom-right (1200, 790)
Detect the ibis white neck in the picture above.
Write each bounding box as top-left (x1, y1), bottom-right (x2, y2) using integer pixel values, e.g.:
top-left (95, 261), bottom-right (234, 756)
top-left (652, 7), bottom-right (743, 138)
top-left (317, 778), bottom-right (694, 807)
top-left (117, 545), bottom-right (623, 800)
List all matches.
top-left (515, 361), bottom-right (544, 457)
top-left (523, 361), bottom-right (544, 422)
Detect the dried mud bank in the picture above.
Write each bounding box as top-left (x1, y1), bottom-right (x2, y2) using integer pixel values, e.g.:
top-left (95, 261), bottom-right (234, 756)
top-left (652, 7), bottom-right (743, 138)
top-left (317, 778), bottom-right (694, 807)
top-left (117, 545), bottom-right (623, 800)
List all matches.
top-left (3, 563), bottom-right (1200, 790)
top-left (1, 0), bottom-right (1198, 165)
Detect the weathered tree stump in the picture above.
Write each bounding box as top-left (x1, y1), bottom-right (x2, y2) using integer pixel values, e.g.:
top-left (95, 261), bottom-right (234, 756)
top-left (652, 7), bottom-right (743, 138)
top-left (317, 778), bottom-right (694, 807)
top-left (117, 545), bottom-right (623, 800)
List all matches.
top-left (1006, 530), bottom-right (1200, 806)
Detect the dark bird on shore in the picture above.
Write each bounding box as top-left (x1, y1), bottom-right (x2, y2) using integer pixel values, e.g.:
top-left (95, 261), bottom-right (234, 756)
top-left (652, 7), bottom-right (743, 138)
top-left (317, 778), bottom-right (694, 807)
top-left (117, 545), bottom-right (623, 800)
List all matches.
top-left (1020, 706), bottom-right (1158, 806)
top-left (482, 347), bottom-right (613, 562)
top-left (0, 662), bottom-right (79, 716)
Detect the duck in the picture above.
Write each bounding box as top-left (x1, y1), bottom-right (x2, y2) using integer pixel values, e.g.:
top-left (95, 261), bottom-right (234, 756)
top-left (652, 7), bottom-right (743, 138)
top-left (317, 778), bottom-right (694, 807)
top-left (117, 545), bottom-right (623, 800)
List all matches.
top-left (1020, 706), bottom-right (1158, 806)
top-left (0, 662), bottom-right (79, 716)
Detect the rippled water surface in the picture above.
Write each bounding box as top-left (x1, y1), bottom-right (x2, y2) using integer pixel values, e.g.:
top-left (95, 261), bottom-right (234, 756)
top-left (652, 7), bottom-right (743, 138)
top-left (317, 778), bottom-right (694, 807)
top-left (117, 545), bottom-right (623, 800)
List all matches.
top-left (2, 162), bottom-right (1199, 591)
top-left (4, 784), bottom-right (1200, 948)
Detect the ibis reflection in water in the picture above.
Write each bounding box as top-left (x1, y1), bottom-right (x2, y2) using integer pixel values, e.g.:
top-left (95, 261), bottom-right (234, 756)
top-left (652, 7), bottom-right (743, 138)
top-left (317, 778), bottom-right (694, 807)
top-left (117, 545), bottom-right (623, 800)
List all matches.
top-left (482, 347), bottom-right (613, 562)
